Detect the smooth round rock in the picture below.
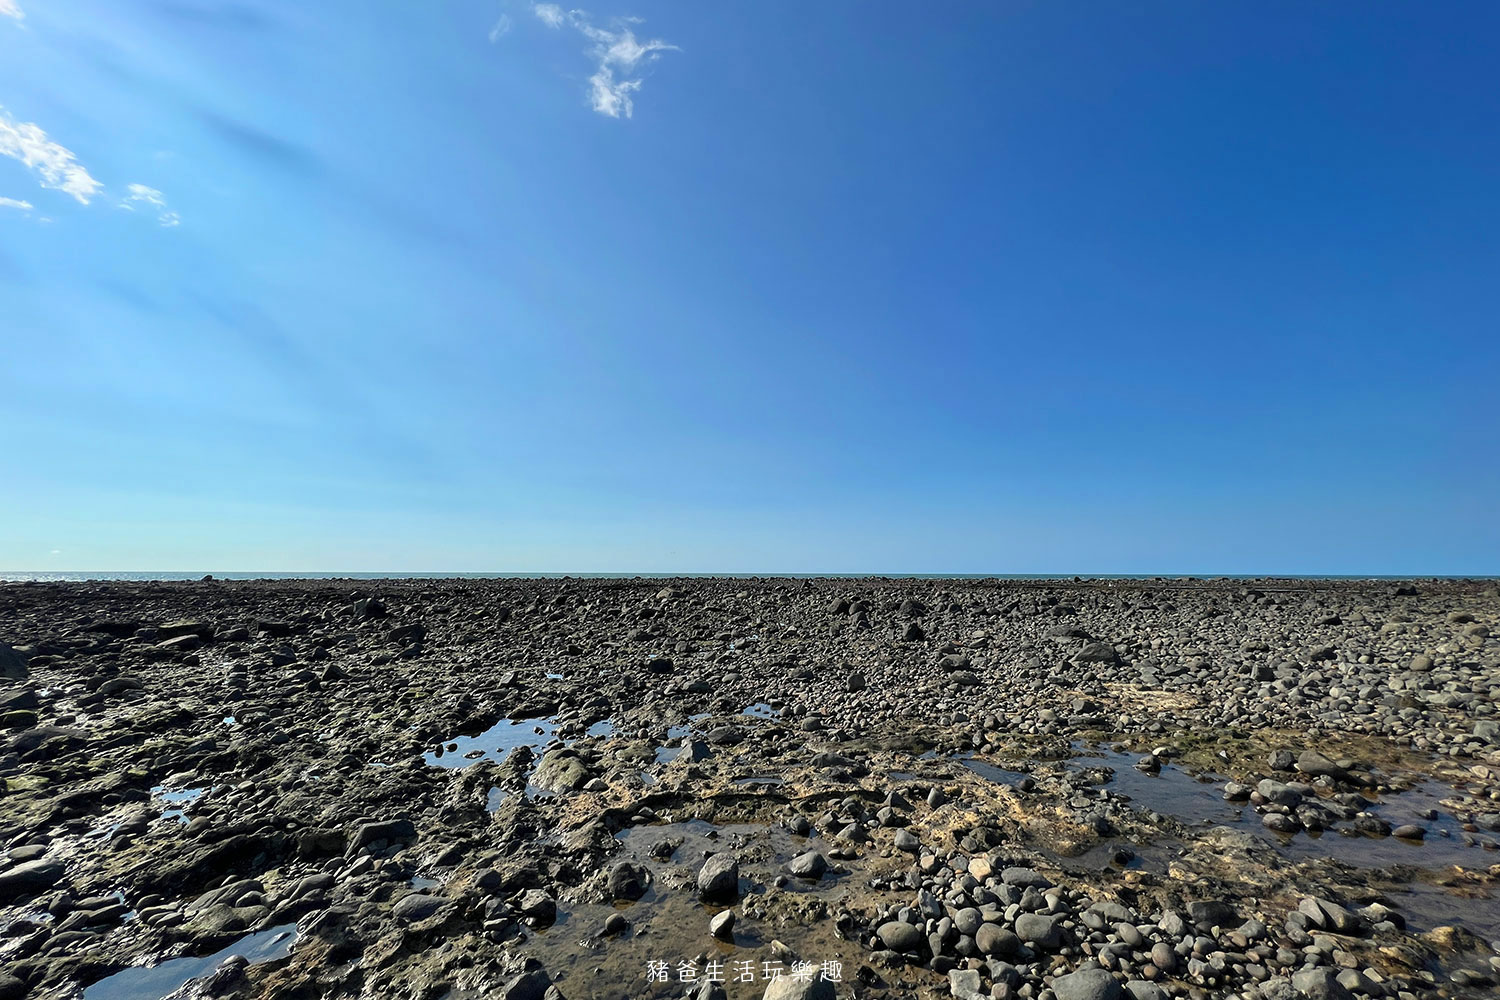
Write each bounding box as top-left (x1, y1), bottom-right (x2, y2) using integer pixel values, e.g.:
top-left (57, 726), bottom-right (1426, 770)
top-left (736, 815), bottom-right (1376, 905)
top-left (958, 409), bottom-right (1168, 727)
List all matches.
top-left (1052, 966), bottom-right (1124, 1000)
top-left (876, 919), bottom-right (923, 953)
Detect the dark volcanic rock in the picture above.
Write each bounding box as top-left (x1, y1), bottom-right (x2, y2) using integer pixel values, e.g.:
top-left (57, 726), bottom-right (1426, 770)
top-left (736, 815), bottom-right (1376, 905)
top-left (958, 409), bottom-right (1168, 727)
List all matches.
top-left (0, 574), bottom-right (1493, 1000)
top-left (0, 643), bottom-right (28, 680)
top-left (696, 853), bottom-right (740, 903)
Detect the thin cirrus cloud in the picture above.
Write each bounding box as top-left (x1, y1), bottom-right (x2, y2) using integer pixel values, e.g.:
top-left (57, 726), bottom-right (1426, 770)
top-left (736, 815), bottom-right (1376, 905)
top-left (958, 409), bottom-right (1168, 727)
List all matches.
top-left (0, 1), bottom-right (23, 22)
top-left (120, 183), bottom-right (181, 227)
top-left (531, 3), bottom-right (677, 119)
top-left (0, 107), bottom-right (176, 225)
top-left (0, 105), bottom-right (104, 204)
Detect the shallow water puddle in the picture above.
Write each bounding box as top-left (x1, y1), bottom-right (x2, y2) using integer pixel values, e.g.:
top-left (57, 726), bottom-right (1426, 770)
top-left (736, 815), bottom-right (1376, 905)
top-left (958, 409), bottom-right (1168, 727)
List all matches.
top-left (519, 885), bottom-right (745, 999)
top-left (427, 714), bottom-right (619, 772)
top-left (1391, 881), bottom-right (1500, 941)
top-left (151, 785), bottom-right (207, 824)
top-left (741, 702), bottom-right (781, 719)
top-left (654, 730), bottom-right (691, 766)
top-left (652, 714), bottom-right (710, 766)
top-left (962, 744), bottom-right (1493, 871)
top-left (1270, 781), bottom-right (1487, 870)
top-left (424, 716), bottom-right (559, 768)
top-left (958, 758), bottom-right (1031, 786)
top-left (1076, 746), bottom-right (1493, 869)
top-left (1071, 746), bottom-right (1245, 827)
top-left (1048, 839), bottom-right (1182, 875)
top-left (83, 924), bottom-right (298, 1000)
top-left (519, 819), bottom-right (856, 999)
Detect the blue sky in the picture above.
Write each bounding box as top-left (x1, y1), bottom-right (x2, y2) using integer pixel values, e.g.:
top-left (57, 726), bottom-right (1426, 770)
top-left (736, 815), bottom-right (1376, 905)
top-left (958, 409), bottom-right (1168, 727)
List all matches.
top-left (1, 1), bottom-right (1496, 574)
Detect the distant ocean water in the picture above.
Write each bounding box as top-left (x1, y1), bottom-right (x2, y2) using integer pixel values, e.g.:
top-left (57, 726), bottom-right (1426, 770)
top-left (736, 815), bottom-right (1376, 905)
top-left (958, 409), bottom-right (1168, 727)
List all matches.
top-left (0, 571), bottom-right (1489, 583)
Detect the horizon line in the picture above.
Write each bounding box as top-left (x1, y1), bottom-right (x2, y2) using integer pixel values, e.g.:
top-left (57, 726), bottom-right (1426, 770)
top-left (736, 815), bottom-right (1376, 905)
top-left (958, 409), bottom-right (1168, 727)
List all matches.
top-left (2, 570), bottom-right (1496, 580)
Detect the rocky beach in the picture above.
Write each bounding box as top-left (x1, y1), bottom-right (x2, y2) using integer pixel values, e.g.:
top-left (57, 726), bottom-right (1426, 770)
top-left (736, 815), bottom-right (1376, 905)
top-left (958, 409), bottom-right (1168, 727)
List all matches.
top-left (2, 576), bottom-right (1499, 1000)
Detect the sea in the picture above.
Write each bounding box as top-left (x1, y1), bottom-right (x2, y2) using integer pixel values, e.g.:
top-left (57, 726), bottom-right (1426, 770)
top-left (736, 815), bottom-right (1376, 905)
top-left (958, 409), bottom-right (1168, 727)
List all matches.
top-left (0, 572), bottom-right (1488, 583)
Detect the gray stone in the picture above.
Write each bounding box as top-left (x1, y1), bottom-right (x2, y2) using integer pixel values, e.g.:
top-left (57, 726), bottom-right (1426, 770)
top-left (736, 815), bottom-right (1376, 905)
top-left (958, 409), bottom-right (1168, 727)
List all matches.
top-left (1015, 912), bottom-right (1062, 950)
top-left (787, 851), bottom-right (827, 878)
top-left (1000, 867), bottom-right (1051, 888)
top-left (949, 968), bottom-right (985, 1000)
top-left (877, 919), bottom-right (923, 952)
top-left (1298, 897), bottom-right (1360, 935)
top-left (498, 970), bottom-right (552, 1000)
top-left (531, 748), bottom-right (592, 792)
top-left (1073, 641), bottom-right (1118, 664)
top-left (391, 893), bottom-right (446, 922)
top-left (762, 976), bottom-right (835, 1000)
top-left (1295, 750), bottom-right (1348, 780)
top-left (0, 644), bottom-right (29, 681)
top-left (1262, 812), bottom-right (1299, 833)
top-left (954, 906), bottom-right (983, 936)
top-left (0, 859), bottom-right (65, 903)
top-left (976, 923), bottom-right (1019, 957)
top-left (350, 818), bottom-right (416, 851)
top-left (1188, 899), bottom-right (1238, 929)
top-left (1290, 967), bottom-right (1353, 1000)
top-left (1052, 966), bottom-right (1123, 1000)
top-left (518, 889), bottom-right (556, 923)
top-left (608, 862), bottom-right (650, 900)
top-left (697, 853), bottom-right (740, 903)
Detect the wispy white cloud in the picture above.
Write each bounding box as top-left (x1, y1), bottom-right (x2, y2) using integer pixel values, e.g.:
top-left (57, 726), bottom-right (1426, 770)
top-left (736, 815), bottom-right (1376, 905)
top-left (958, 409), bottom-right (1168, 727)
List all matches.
top-left (0, 195), bottom-right (32, 211)
top-left (533, 3), bottom-right (565, 29)
top-left (0, 106), bottom-right (104, 204)
top-left (532, 6), bottom-right (677, 118)
top-left (124, 183), bottom-right (167, 209)
top-left (120, 183), bottom-right (181, 227)
top-left (0, 1), bottom-right (24, 23)
top-left (489, 13), bottom-right (512, 42)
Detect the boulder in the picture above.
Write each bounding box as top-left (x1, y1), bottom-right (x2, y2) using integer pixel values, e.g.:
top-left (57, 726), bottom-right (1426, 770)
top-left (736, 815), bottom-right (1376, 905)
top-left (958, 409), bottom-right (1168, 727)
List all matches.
top-left (0, 859), bottom-right (65, 903)
top-left (787, 851), bottom-right (827, 879)
top-left (696, 853), bottom-right (740, 903)
top-left (1073, 641), bottom-right (1118, 664)
top-left (607, 862), bottom-right (650, 900)
top-left (392, 893), bottom-right (447, 922)
top-left (531, 749), bottom-right (592, 792)
top-left (0, 644), bottom-right (28, 681)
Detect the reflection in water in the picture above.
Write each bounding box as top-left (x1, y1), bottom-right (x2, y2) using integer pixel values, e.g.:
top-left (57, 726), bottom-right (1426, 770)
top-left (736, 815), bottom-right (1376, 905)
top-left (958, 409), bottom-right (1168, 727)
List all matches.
top-left (424, 717), bottom-right (559, 768)
top-left (83, 925), bottom-right (298, 1000)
